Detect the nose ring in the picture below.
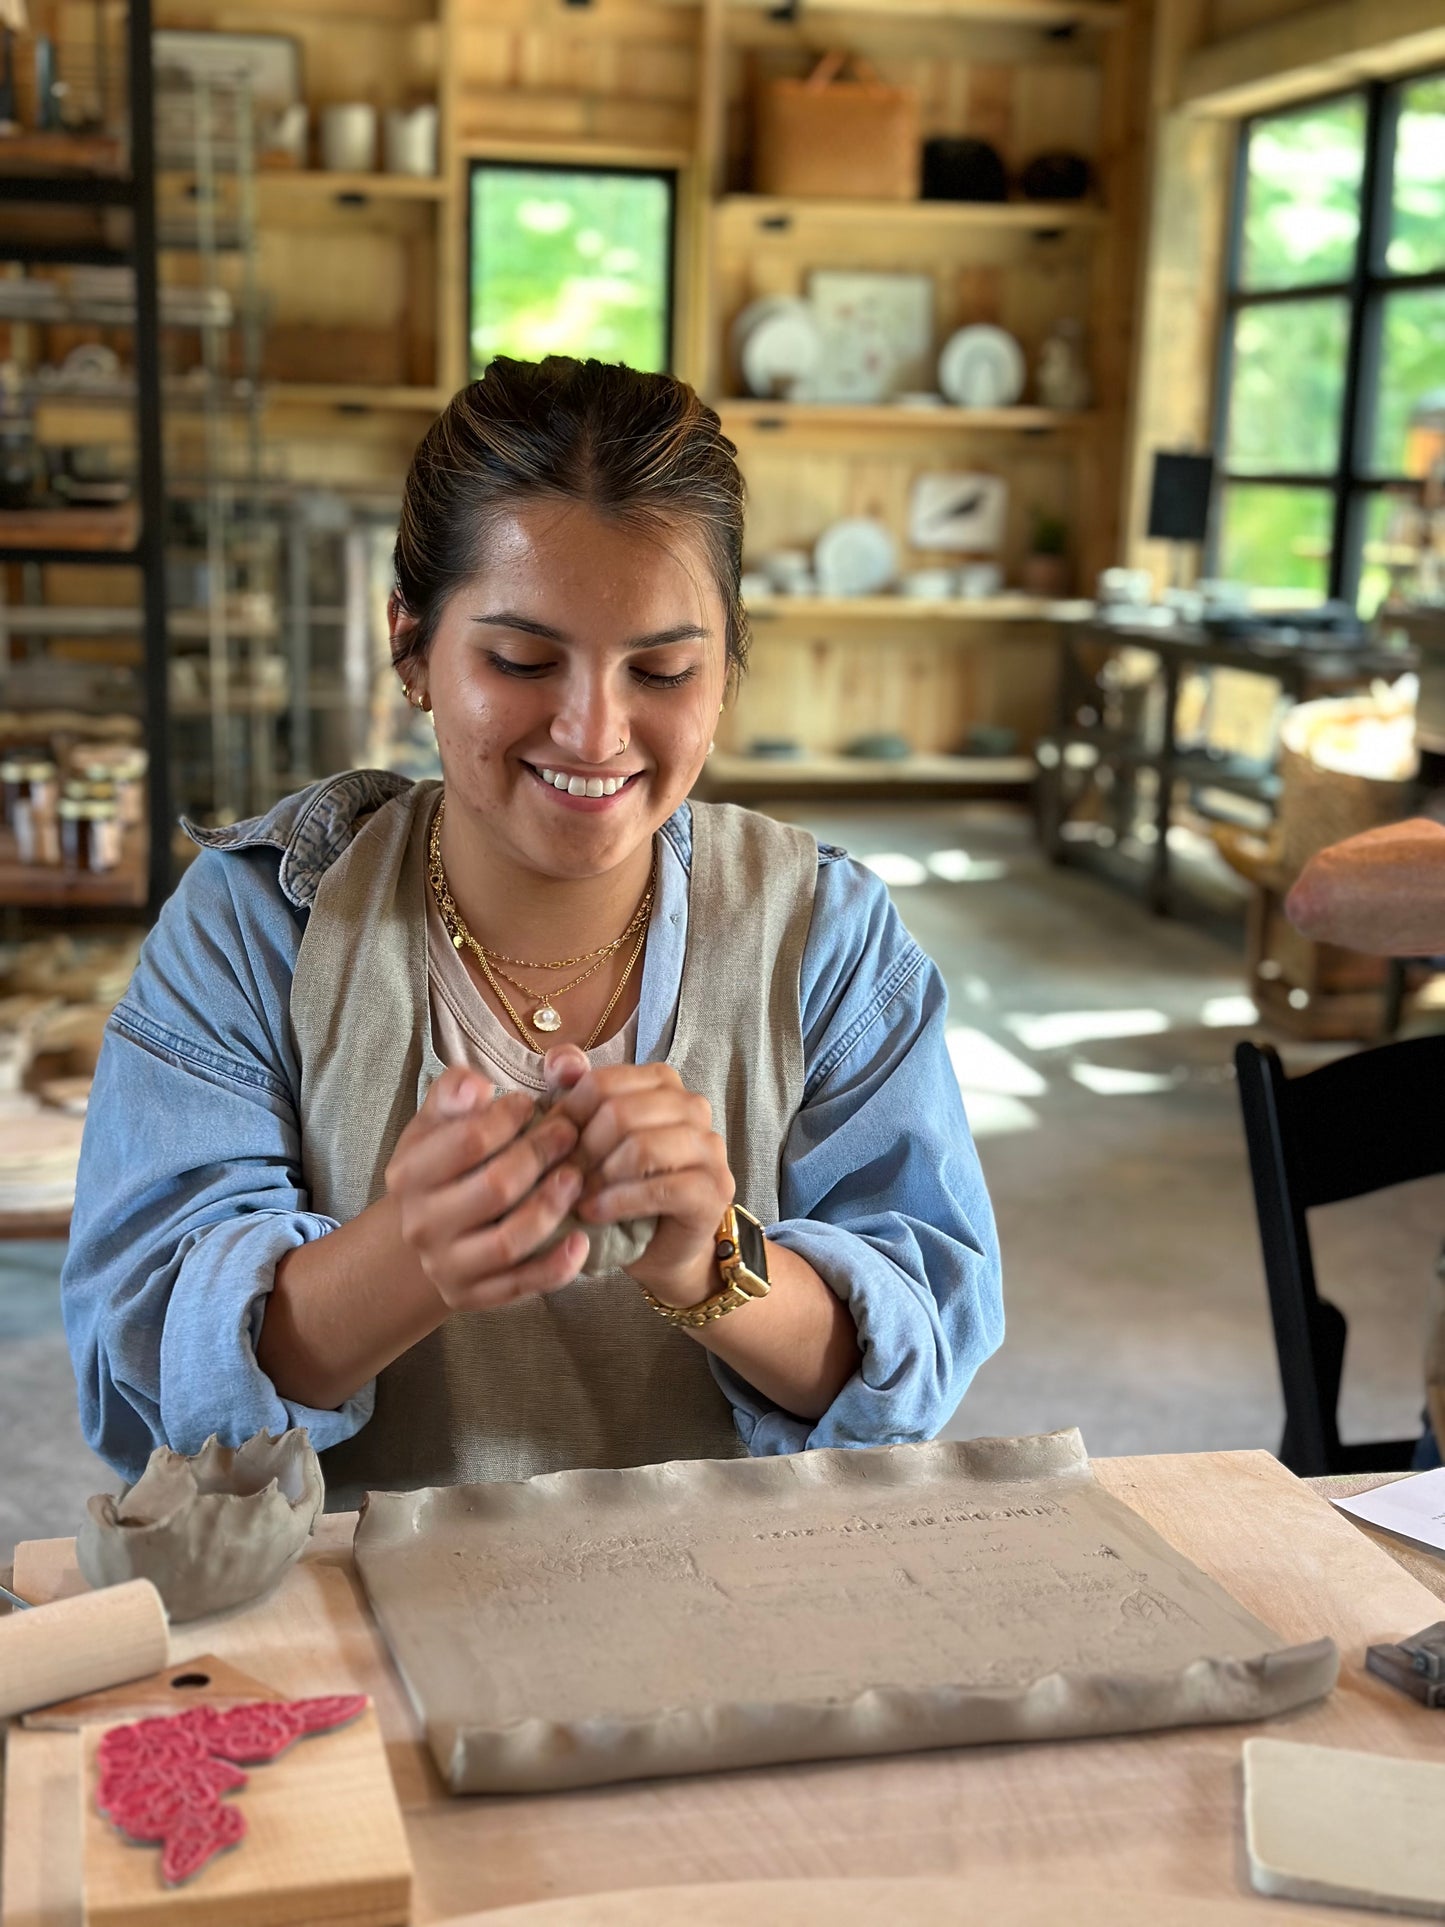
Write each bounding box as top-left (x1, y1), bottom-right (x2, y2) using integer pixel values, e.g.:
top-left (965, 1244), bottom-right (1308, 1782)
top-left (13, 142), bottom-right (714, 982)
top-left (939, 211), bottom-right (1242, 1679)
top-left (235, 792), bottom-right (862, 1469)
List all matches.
top-left (617, 735), bottom-right (627, 756)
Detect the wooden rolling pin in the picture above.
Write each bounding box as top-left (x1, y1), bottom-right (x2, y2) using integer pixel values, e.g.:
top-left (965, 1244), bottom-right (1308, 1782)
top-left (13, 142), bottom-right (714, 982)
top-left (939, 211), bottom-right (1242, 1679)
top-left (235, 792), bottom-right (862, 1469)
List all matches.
top-left (0, 1579), bottom-right (169, 1719)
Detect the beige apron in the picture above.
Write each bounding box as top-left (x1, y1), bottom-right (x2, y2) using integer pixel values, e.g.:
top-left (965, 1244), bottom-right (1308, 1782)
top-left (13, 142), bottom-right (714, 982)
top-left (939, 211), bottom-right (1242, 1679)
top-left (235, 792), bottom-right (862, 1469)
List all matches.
top-left (289, 781), bottom-right (820, 1502)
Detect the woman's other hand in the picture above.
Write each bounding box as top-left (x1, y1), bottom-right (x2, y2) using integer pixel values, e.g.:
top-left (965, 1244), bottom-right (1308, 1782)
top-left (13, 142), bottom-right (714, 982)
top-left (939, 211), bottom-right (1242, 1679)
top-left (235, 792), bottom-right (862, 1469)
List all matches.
top-left (385, 1065), bottom-right (589, 1310)
top-left (545, 1047), bottom-right (733, 1307)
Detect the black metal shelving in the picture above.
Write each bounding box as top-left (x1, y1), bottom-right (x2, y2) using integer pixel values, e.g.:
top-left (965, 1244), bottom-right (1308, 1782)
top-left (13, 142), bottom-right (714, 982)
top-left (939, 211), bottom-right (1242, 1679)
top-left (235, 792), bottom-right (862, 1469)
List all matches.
top-left (0, 0), bottom-right (170, 918)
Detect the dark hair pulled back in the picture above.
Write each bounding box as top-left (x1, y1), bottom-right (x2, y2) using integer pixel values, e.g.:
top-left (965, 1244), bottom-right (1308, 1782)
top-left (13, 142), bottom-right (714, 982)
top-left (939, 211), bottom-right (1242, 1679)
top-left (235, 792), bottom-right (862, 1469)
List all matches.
top-left (392, 357), bottom-right (750, 687)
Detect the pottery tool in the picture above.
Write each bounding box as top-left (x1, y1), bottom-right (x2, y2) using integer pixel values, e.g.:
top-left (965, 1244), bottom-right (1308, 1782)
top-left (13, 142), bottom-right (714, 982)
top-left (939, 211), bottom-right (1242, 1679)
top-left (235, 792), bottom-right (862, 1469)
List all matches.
top-left (81, 1695), bottom-right (413, 1927)
top-left (1366, 1620), bottom-right (1445, 1707)
top-left (24, 1651), bottom-right (283, 1731)
top-left (0, 1578), bottom-right (169, 1721)
top-left (1244, 1736), bottom-right (1445, 1917)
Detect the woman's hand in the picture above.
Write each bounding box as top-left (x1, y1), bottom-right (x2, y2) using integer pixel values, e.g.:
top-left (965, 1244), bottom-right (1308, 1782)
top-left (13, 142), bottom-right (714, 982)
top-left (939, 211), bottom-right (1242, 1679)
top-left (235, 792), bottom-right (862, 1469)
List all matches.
top-left (384, 1065), bottom-right (590, 1310)
top-left (545, 1046), bottom-right (733, 1306)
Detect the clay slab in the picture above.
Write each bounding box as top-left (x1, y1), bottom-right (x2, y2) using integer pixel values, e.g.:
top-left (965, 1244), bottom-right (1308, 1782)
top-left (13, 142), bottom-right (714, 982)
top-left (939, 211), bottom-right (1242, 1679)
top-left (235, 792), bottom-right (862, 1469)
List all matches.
top-left (353, 1430), bottom-right (1338, 1794)
top-left (1245, 1738), bottom-right (1445, 1918)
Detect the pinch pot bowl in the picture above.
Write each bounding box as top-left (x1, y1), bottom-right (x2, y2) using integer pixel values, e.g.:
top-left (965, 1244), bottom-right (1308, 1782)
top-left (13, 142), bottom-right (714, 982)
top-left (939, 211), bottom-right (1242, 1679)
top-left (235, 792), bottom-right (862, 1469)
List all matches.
top-left (77, 1428), bottom-right (324, 1622)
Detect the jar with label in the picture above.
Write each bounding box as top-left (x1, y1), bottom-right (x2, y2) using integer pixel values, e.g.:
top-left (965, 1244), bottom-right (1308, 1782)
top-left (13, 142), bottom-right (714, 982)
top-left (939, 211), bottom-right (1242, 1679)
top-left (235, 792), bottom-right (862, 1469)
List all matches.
top-left (72, 746), bottom-right (146, 828)
top-left (6, 758), bottom-right (60, 864)
top-left (59, 795), bottom-right (121, 874)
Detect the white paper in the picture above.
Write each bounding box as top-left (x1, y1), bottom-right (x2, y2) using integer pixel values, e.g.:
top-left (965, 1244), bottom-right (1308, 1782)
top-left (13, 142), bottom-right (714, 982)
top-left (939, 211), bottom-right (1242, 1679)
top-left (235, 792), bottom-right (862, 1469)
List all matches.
top-left (1332, 1466), bottom-right (1445, 1559)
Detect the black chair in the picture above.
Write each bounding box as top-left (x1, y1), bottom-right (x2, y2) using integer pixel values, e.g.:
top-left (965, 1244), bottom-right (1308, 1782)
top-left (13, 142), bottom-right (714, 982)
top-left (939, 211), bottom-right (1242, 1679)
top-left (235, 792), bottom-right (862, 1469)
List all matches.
top-left (1235, 1035), bottom-right (1445, 1476)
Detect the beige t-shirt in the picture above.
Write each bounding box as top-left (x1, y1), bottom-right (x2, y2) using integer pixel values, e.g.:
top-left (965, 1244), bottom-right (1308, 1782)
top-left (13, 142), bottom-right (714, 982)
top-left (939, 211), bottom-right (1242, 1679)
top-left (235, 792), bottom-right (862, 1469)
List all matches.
top-left (425, 891), bottom-right (638, 1094)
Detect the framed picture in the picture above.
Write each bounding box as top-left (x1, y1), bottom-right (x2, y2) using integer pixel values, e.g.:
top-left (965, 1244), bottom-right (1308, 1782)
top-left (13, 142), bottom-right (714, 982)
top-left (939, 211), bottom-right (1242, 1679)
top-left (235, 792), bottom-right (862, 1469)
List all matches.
top-left (469, 161), bottom-right (676, 377)
top-left (908, 471), bottom-right (1009, 552)
top-left (153, 32), bottom-right (303, 109)
top-left (806, 270), bottom-right (934, 404)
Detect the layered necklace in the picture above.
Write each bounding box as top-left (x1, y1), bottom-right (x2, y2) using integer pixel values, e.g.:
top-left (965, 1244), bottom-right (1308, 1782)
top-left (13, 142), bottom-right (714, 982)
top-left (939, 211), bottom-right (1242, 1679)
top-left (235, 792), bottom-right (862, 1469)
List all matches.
top-left (427, 799), bottom-right (655, 1052)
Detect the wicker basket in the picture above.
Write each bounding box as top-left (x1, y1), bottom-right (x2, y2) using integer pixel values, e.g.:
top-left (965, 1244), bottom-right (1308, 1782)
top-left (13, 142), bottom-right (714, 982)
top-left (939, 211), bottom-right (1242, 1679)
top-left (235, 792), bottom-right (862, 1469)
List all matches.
top-left (1274, 744), bottom-right (1414, 879)
top-left (753, 51), bottom-right (920, 201)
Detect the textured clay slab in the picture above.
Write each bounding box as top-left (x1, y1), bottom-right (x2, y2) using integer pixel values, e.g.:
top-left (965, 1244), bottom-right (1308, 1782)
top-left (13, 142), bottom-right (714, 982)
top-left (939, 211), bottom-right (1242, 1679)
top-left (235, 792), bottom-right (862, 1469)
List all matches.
top-left (354, 1430), bottom-right (1338, 1794)
top-left (1245, 1738), bottom-right (1445, 1918)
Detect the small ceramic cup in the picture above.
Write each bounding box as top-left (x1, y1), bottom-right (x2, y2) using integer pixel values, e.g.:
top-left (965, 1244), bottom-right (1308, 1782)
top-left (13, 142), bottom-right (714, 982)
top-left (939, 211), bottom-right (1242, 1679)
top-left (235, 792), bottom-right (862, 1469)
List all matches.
top-left (384, 104), bottom-right (438, 176)
top-left (321, 103), bottom-right (378, 173)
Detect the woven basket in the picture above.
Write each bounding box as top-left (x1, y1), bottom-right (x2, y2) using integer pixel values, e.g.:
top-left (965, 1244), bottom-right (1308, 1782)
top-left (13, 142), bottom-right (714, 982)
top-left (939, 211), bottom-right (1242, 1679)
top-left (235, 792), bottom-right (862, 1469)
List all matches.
top-left (1274, 742), bottom-right (1413, 878)
top-left (753, 51), bottom-right (920, 201)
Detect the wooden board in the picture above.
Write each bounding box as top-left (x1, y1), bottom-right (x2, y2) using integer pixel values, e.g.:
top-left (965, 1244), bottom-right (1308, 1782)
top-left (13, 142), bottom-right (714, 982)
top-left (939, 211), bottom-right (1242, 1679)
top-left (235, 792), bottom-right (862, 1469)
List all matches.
top-left (9, 1452), bottom-right (1441, 1926)
top-left (445, 1875), bottom-right (1371, 1927)
top-left (80, 1703), bottom-right (412, 1927)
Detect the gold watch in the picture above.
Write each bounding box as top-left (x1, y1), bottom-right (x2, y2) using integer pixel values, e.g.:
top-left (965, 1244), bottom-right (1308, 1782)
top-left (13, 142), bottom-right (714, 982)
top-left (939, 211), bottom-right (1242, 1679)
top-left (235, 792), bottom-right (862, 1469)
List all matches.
top-left (637, 1203), bottom-right (771, 1330)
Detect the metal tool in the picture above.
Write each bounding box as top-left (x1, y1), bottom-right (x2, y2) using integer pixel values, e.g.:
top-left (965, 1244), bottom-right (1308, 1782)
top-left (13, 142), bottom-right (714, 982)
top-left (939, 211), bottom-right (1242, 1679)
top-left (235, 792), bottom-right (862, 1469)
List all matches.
top-left (0, 1575), bottom-right (31, 1611)
top-left (1366, 1622), bottom-right (1445, 1706)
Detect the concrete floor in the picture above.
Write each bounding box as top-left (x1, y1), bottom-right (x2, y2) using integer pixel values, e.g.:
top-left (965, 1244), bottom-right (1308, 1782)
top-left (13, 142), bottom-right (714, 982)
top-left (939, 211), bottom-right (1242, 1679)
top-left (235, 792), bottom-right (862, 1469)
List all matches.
top-left (2, 803), bottom-right (1439, 1567)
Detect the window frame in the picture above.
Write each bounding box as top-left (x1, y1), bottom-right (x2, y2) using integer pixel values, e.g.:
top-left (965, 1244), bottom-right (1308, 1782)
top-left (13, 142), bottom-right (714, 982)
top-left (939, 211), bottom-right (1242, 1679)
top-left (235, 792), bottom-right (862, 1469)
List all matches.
top-left (465, 157), bottom-right (679, 382)
top-left (1209, 69), bottom-right (1445, 602)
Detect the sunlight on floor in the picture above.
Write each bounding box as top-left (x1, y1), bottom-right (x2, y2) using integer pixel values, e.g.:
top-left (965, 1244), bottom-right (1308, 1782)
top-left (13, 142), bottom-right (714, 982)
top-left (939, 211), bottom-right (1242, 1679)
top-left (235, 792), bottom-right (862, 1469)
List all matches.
top-left (1005, 1008), bottom-right (1172, 1052)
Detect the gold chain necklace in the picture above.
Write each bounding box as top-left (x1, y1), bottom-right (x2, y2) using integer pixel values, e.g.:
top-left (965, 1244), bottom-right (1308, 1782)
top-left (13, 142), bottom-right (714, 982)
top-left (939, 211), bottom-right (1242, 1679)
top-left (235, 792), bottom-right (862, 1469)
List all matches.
top-left (427, 800), bottom-right (655, 1050)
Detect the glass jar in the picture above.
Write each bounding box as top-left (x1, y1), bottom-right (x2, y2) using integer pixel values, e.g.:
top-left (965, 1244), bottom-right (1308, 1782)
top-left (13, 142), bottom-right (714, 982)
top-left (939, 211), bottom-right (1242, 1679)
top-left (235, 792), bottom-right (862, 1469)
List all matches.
top-left (59, 796), bottom-right (121, 874)
top-left (72, 745), bottom-right (146, 828)
top-left (7, 758), bottom-right (60, 864)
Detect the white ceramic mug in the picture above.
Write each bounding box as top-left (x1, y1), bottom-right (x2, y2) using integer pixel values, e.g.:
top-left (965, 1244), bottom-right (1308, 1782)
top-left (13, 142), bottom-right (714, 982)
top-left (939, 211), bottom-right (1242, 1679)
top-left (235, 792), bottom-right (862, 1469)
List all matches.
top-left (384, 104), bottom-right (439, 177)
top-left (321, 103), bottom-right (378, 173)
top-left (958, 563), bottom-right (1004, 600)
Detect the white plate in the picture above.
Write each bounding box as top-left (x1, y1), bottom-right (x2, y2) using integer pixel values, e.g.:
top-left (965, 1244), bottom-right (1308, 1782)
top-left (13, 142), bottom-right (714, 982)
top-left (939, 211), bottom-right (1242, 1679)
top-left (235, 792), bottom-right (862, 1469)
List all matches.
top-left (813, 518), bottom-right (898, 598)
top-left (938, 326), bottom-right (1026, 409)
top-left (732, 298), bottom-right (821, 400)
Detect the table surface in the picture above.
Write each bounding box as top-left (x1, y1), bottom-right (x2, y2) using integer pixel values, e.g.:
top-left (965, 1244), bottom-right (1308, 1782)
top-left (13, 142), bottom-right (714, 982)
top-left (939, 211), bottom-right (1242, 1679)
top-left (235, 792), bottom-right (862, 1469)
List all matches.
top-left (4, 1449), bottom-right (1444, 1927)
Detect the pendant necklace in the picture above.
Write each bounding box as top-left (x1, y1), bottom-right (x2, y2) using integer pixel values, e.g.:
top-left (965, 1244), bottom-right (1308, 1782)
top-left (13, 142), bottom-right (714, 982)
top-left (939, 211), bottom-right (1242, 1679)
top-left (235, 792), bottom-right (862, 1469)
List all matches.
top-left (427, 799), bottom-right (655, 1049)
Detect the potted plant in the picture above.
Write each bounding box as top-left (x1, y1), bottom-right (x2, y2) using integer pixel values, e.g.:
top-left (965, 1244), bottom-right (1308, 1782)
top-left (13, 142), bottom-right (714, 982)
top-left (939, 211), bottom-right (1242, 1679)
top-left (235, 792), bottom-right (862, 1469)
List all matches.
top-left (1020, 510), bottom-right (1071, 598)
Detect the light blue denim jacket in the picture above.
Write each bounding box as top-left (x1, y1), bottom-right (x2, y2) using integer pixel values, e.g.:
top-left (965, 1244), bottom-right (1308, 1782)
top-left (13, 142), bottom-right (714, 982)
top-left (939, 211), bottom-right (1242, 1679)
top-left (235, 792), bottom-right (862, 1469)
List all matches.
top-left (62, 771), bottom-right (1003, 1484)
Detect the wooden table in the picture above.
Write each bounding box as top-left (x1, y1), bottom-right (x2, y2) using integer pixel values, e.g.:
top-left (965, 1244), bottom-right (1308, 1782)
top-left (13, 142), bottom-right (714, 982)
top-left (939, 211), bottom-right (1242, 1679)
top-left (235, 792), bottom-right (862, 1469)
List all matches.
top-left (4, 1450), bottom-right (1444, 1926)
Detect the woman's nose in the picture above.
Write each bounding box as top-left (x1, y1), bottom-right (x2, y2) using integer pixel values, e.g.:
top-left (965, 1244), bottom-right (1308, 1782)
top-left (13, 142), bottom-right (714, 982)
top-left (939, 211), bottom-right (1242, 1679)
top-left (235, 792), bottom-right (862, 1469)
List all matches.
top-left (548, 681), bottom-right (627, 765)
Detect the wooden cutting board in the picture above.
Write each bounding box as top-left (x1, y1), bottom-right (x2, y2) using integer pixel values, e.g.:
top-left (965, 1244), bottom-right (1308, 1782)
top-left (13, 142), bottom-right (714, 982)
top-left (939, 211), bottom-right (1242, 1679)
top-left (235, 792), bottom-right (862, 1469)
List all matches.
top-left (80, 1701), bottom-right (412, 1927)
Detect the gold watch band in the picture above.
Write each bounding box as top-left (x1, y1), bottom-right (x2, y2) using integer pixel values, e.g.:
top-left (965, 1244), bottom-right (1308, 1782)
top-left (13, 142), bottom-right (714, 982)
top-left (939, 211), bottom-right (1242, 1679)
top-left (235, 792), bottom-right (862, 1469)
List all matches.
top-left (636, 1204), bottom-right (771, 1331)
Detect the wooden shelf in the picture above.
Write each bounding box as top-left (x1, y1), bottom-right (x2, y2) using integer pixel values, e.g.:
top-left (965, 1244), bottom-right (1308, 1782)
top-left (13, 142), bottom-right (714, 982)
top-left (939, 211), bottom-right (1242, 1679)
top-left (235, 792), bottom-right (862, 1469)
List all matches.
top-left (720, 402), bottom-right (1095, 436)
top-left (663, 0), bottom-right (1125, 25)
top-left (705, 751), bottom-right (1036, 790)
top-left (0, 504), bottom-right (139, 553)
top-left (717, 195), bottom-right (1106, 235)
top-left (0, 827), bottom-right (146, 908)
top-left (265, 384), bottom-right (449, 413)
top-left (746, 595), bottom-right (1089, 623)
top-left (257, 170), bottom-right (448, 201)
top-left (459, 138), bottom-right (694, 171)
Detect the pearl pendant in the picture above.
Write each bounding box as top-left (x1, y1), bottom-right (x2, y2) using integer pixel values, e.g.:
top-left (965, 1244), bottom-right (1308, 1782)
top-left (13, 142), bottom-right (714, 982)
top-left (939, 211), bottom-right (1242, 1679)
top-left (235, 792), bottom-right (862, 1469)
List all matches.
top-left (532, 1004), bottom-right (563, 1034)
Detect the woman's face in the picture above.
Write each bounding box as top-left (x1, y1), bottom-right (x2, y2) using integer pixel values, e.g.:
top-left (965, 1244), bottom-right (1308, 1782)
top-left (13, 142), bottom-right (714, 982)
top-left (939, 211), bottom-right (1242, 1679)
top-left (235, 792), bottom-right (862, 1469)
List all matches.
top-left (412, 498), bottom-right (728, 882)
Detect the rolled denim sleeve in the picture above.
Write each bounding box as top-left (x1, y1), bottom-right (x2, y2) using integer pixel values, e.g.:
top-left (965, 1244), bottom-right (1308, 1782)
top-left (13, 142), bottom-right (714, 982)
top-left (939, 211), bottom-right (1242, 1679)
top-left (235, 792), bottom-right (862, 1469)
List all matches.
top-left (61, 849), bottom-right (371, 1483)
top-left (710, 856), bottom-right (1003, 1454)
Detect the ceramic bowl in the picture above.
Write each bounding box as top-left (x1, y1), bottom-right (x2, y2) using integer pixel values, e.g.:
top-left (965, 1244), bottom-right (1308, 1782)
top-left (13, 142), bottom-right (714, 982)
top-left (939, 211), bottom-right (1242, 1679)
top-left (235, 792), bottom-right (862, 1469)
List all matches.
top-left (77, 1428), bottom-right (324, 1622)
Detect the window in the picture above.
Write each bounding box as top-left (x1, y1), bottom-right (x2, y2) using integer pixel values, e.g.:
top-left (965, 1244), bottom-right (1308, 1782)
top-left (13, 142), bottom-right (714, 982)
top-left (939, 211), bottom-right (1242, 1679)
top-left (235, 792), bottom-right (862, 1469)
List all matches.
top-left (468, 162), bottom-right (675, 377)
top-left (1213, 73), bottom-right (1445, 609)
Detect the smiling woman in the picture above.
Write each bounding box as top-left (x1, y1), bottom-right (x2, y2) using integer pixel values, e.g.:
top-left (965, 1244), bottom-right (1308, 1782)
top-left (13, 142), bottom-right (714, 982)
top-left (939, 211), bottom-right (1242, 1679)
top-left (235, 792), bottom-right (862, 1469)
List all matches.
top-left (60, 357), bottom-right (1003, 1504)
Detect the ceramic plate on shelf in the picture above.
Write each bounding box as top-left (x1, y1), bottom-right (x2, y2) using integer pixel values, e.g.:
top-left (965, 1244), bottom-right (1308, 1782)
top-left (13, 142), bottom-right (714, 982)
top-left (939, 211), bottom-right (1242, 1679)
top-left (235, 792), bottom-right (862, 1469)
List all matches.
top-left (813, 517), bottom-right (898, 598)
top-left (731, 298), bottom-right (822, 401)
top-left (938, 326), bottom-right (1026, 409)
top-left (806, 270), bottom-right (934, 405)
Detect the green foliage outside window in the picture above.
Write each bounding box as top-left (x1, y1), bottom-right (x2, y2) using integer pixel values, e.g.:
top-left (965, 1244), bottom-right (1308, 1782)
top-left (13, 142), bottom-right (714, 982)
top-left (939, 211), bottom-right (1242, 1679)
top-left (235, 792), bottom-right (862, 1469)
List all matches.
top-left (1239, 96), bottom-right (1365, 292)
top-left (469, 166), bottom-right (673, 377)
top-left (1387, 77), bottom-right (1445, 275)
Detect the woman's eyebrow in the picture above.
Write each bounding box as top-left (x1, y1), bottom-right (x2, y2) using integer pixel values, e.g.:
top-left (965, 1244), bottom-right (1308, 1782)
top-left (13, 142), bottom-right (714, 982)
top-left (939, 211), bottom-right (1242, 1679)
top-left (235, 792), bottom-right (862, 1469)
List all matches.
top-left (471, 612), bottom-right (711, 648)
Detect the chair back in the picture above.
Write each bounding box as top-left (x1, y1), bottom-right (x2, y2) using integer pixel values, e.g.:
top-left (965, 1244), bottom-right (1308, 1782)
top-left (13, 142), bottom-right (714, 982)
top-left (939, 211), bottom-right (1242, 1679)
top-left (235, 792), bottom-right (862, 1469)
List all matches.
top-left (1235, 1035), bottom-right (1445, 1475)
